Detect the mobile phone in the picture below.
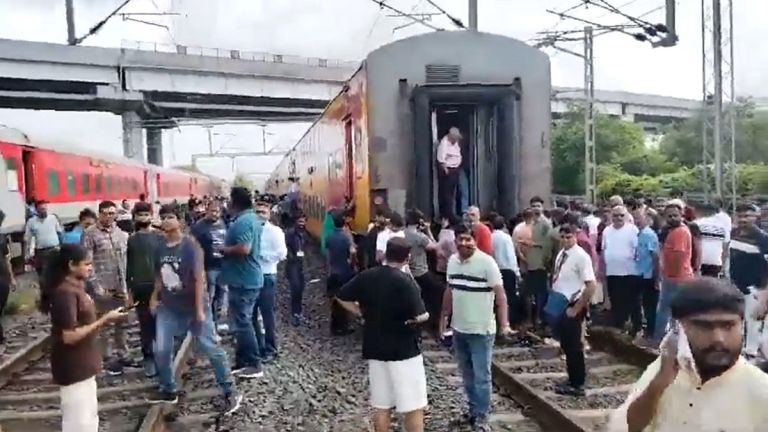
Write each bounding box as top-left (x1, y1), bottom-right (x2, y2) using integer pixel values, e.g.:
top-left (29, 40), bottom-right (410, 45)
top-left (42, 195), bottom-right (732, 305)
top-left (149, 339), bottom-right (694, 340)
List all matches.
top-left (119, 302), bottom-right (139, 313)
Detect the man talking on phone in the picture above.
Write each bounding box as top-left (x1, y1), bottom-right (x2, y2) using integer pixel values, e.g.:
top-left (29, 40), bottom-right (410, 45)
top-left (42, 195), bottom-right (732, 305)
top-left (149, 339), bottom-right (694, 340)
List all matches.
top-left (608, 278), bottom-right (768, 432)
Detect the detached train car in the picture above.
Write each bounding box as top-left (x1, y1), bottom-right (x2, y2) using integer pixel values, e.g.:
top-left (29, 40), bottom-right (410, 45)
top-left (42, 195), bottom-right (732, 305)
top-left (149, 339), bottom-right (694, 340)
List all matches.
top-left (0, 127), bottom-right (223, 258)
top-left (265, 31), bottom-right (551, 237)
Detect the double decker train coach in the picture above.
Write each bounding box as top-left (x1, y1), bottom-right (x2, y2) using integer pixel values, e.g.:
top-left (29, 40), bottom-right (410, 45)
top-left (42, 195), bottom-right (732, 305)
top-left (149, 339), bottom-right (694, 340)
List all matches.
top-left (0, 127), bottom-right (222, 261)
top-left (265, 31), bottom-right (552, 237)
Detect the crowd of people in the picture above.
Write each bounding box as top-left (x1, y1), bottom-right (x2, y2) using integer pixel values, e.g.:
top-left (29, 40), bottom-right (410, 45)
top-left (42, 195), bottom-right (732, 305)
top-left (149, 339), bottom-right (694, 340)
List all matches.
top-left (4, 184), bottom-right (768, 432)
top-left (322, 193), bottom-right (768, 432)
top-left (0, 187), bottom-right (310, 432)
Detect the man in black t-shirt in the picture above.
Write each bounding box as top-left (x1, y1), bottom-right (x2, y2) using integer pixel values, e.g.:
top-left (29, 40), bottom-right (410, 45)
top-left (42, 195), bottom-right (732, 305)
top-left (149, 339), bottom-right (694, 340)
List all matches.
top-left (336, 237), bottom-right (429, 432)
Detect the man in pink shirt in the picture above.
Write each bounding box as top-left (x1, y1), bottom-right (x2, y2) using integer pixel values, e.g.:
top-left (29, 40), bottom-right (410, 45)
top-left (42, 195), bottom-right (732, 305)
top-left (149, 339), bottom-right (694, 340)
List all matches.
top-left (436, 127), bottom-right (462, 218)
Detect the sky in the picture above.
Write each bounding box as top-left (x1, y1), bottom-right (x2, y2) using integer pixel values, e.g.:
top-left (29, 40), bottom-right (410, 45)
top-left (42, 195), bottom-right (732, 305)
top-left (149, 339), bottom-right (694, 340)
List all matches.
top-left (0, 0), bottom-right (765, 184)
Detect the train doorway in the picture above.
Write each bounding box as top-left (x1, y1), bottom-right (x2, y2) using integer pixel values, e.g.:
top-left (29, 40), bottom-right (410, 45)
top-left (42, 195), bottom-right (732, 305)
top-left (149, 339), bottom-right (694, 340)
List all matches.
top-left (411, 84), bottom-right (520, 220)
top-left (432, 104), bottom-right (474, 218)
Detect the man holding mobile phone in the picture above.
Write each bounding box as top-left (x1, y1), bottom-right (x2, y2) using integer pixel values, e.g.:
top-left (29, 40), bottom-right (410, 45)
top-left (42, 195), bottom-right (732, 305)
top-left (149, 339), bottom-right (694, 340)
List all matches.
top-left (610, 278), bottom-right (768, 431)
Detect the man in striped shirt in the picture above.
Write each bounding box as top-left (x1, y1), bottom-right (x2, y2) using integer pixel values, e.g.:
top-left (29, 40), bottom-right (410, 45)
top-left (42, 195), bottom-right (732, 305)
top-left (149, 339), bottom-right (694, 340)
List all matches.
top-left (439, 224), bottom-right (511, 432)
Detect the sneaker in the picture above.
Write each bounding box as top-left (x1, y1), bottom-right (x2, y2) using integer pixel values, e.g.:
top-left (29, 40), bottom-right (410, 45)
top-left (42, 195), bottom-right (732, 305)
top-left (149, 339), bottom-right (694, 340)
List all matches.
top-left (233, 365), bottom-right (264, 379)
top-left (222, 390), bottom-right (243, 415)
top-left (217, 323), bottom-right (230, 334)
top-left (143, 358), bottom-right (157, 378)
top-left (554, 382), bottom-right (586, 397)
top-left (105, 359), bottom-right (124, 376)
top-left (291, 314), bottom-right (301, 327)
top-left (147, 389), bottom-right (179, 404)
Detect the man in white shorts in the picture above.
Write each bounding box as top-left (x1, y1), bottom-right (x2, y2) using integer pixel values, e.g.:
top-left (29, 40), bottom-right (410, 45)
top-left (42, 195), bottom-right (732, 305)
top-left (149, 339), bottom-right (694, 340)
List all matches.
top-left (336, 237), bottom-right (429, 432)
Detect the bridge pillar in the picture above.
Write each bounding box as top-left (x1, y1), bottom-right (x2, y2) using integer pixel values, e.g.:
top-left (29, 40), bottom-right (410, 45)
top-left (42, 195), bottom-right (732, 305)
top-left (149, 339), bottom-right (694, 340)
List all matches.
top-left (146, 128), bottom-right (163, 166)
top-left (122, 111), bottom-right (144, 161)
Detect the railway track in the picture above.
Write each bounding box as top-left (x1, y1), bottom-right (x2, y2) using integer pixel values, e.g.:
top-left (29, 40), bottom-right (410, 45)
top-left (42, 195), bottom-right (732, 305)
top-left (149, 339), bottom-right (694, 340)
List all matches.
top-left (489, 327), bottom-right (654, 432)
top-left (0, 320), bottom-right (197, 432)
top-left (420, 327), bottom-right (654, 432)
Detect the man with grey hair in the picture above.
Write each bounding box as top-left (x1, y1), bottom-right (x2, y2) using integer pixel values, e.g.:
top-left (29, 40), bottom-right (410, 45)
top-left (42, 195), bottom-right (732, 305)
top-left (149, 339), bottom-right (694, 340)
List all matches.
top-left (436, 127), bottom-right (463, 218)
top-left (601, 205), bottom-right (641, 337)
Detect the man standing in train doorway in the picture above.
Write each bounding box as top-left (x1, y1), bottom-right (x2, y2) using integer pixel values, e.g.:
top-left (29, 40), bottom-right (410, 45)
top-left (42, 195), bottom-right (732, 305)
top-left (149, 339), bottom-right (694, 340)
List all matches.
top-left (436, 127), bottom-right (463, 219)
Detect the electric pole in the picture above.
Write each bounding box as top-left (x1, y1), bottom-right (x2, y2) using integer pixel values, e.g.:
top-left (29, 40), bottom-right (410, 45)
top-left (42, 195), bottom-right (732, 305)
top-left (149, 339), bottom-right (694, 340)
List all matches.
top-left (65, 0), bottom-right (76, 45)
top-left (584, 27), bottom-right (596, 205)
top-left (701, 0), bottom-right (736, 205)
top-left (468, 0), bottom-right (477, 31)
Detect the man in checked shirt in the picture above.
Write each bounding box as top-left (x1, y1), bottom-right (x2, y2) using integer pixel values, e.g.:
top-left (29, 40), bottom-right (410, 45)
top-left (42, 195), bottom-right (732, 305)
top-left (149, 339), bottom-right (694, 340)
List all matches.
top-left (82, 200), bottom-right (131, 376)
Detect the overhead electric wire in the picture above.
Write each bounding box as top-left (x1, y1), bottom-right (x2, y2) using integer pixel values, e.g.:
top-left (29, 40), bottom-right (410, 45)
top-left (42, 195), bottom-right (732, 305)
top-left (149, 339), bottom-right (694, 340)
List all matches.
top-left (368, 0), bottom-right (445, 31)
top-left (424, 0), bottom-right (465, 28)
top-left (74, 0), bottom-right (134, 45)
top-left (591, 0), bottom-right (657, 28)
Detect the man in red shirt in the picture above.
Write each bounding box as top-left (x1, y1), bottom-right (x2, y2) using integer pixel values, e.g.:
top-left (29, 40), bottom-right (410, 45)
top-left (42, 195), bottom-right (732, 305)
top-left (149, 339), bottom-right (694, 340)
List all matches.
top-left (466, 206), bottom-right (493, 255)
top-left (654, 202), bottom-right (695, 343)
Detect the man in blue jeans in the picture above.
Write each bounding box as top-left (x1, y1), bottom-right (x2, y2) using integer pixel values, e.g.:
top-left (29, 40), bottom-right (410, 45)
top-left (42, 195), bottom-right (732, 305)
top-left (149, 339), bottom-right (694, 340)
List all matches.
top-left (190, 200), bottom-right (229, 330)
top-left (218, 187), bottom-right (265, 378)
top-left (253, 201), bottom-right (286, 363)
top-left (439, 224), bottom-right (511, 432)
top-left (147, 204), bottom-right (241, 414)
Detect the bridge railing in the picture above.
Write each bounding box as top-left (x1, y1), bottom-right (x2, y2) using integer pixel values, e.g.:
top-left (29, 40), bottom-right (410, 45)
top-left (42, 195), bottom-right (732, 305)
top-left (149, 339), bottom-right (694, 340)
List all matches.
top-left (120, 40), bottom-right (359, 69)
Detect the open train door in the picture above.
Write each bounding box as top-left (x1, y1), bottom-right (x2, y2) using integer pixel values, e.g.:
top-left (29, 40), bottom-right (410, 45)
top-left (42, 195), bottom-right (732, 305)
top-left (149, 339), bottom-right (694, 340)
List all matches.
top-left (411, 83), bottom-right (521, 219)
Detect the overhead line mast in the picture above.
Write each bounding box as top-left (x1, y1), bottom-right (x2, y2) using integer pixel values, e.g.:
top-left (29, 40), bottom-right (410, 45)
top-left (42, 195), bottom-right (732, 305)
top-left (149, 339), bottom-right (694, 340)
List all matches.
top-left (533, 1), bottom-right (677, 203)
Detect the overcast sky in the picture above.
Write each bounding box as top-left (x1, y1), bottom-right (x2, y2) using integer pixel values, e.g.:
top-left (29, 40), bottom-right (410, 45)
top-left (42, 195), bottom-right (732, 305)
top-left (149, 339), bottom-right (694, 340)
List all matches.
top-left (0, 0), bottom-right (765, 183)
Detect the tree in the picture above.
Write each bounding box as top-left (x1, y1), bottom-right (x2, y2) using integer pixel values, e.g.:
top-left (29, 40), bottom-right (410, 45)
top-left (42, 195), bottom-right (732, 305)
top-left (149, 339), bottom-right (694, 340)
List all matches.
top-left (551, 108), bottom-right (660, 194)
top-left (659, 98), bottom-right (768, 167)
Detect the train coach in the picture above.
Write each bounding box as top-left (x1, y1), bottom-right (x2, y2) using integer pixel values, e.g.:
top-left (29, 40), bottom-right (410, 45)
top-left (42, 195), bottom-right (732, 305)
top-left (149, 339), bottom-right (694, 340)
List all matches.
top-left (265, 31), bottom-right (552, 237)
top-left (0, 127), bottom-right (224, 259)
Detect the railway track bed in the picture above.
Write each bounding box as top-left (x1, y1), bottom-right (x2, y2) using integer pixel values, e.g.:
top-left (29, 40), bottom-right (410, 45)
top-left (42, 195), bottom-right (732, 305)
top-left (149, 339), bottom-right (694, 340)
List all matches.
top-left (0, 321), bottom-right (197, 432)
top-left (491, 328), bottom-right (653, 432)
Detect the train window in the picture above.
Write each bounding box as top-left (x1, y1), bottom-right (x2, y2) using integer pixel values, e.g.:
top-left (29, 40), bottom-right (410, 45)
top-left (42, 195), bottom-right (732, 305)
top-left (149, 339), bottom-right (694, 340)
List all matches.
top-left (82, 173), bottom-right (91, 194)
top-left (114, 177), bottom-right (122, 194)
top-left (47, 169), bottom-right (61, 197)
top-left (106, 176), bottom-right (113, 194)
top-left (95, 173), bottom-right (103, 194)
top-left (3, 157), bottom-right (19, 192)
top-left (66, 171), bottom-right (76, 197)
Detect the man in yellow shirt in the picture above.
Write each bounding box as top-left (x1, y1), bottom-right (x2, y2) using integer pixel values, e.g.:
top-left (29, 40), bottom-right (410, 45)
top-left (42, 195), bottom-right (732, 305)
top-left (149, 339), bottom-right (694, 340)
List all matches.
top-left (608, 278), bottom-right (768, 432)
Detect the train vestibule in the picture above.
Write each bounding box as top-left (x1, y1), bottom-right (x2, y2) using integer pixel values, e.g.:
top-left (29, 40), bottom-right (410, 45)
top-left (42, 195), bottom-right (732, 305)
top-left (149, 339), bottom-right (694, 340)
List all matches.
top-left (412, 84), bottom-right (519, 221)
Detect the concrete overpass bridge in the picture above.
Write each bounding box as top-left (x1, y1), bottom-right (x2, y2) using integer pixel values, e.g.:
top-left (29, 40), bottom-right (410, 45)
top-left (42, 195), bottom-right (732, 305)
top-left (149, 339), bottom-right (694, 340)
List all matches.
top-left (0, 38), bottom-right (700, 163)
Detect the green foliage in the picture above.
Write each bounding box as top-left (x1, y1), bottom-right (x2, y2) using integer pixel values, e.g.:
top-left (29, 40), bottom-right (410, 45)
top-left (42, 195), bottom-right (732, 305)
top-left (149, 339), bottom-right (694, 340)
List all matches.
top-left (551, 103), bottom-right (768, 199)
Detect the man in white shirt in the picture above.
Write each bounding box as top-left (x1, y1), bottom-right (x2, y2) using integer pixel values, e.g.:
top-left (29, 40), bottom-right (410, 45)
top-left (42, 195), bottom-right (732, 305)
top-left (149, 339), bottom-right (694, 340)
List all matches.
top-left (375, 212), bottom-right (405, 264)
top-left (24, 200), bottom-right (62, 279)
top-left (693, 201), bottom-right (730, 277)
top-left (490, 216), bottom-right (522, 328)
top-left (550, 224), bottom-right (597, 397)
top-left (601, 205), bottom-right (642, 336)
top-left (608, 278), bottom-right (768, 432)
top-left (436, 127), bottom-right (462, 218)
top-left (254, 202), bottom-right (287, 363)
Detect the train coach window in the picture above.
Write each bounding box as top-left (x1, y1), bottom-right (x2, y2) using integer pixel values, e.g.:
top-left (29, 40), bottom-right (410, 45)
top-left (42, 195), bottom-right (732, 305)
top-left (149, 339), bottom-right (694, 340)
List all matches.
top-left (82, 173), bottom-right (91, 194)
top-left (106, 176), bottom-right (113, 194)
top-left (3, 157), bottom-right (19, 192)
top-left (66, 171), bottom-right (76, 197)
top-left (47, 169), bottom-right (61, 197)
top-left (95, 174), bottom-right (103, 194)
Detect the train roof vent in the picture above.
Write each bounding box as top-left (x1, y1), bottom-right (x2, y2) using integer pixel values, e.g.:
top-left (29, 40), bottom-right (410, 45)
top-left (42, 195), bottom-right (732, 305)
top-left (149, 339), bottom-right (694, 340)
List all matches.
top-left (425, 64), bottom-right (461, 83)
